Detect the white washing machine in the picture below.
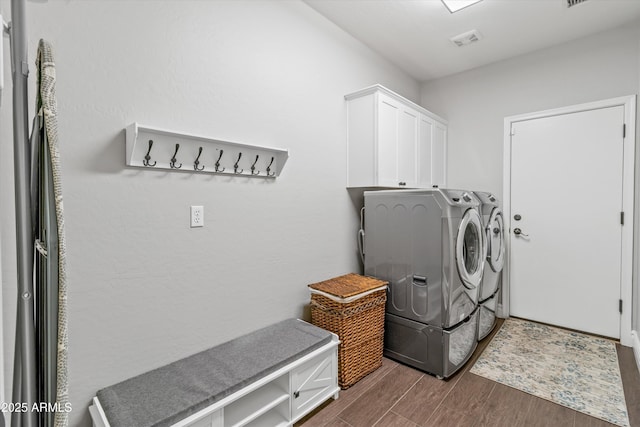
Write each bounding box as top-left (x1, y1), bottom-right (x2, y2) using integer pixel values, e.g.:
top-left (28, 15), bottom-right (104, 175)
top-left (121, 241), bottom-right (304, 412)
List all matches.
top-left (363, 189), bottom-right (485, 378)
top-left (473, 191), bottom-right (504, 340)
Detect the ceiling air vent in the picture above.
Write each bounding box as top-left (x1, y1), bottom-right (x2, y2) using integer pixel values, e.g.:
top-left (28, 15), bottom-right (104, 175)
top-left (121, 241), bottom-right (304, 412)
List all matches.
top-left (567, 0), bottom-right (588, 8)
top-left (450, 29), bottom-right (483, 47)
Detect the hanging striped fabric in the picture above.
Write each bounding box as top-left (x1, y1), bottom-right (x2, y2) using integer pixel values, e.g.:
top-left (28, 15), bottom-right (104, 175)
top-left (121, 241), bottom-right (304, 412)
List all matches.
top-left (36, 39), bottom-right (68, 427)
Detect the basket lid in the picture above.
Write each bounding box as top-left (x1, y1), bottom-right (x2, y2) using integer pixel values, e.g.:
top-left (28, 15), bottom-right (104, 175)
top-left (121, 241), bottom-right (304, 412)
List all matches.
top-left (308, 273), bottom-right (388, 299)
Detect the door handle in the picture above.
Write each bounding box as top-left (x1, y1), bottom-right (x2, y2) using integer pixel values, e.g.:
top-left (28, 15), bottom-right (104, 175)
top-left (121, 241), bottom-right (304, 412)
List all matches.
top-left (412, 275), bottom-right (427, 286)
top-left (513, 228), bottom-right (529, 237)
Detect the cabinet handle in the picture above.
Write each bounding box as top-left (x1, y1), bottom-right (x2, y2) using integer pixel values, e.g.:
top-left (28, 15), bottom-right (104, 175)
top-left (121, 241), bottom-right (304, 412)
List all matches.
top-left (399, 182), bottom-right (406, 186)
top-left (294, 390), bottom-right (300, 399)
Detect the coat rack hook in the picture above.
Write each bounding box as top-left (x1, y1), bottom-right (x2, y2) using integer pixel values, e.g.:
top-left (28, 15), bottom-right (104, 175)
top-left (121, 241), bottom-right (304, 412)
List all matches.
top-left (234, 153), bottom-right (243, 174)
top-left (215, 150), bottom-right (225, 173)
top-left (266, 156), bottom-right (275, 177)
top-left (143, 139), bottom-right (157, 167)
top-left (194, 147), bottom-right (205, 171)
top-left (170, 143), bottom-right (182, 169)
top-left (250, 155), bottom-right (260, 175)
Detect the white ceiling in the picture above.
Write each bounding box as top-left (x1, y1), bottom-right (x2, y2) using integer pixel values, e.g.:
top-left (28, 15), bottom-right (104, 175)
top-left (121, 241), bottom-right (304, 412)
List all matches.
top-left (303, 0), bottom-right (640, 82)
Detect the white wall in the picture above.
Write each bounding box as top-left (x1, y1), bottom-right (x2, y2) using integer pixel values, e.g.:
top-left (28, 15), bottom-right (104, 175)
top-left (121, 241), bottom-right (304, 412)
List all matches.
top-left (421, 21), bottom-right (640, 199)
top-left (635, 28), bottom-right (640, 336)
top-left (421, 21), bottom-right (640, 339)
top-left (0, 1), bottom-right (419, 425)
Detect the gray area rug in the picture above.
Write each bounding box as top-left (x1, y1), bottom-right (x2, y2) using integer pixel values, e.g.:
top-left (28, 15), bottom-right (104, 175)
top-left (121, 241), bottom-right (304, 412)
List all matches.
top-left (470, 318), bottom-right (629, 426)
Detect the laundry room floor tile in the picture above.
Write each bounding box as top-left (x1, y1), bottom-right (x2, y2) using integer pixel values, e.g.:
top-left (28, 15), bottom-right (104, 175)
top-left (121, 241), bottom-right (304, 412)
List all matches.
top-left (525, 391), bottom-right (587, 426)
top-left (338, 364), bottom-right (422, 427)
top-left (296, 319), bottom-right (640, 427)
top-left (374, 412), bottom-right (419, 427)
top-left (295, 357), bottom-right (399, 427)
top-left (473, 383), bottom-right (534, 427)
top-left (618, 343), bottom-right (640, 425)
top-left (424, 373), bottom-right (495, 426)
top-left (390, 372), bottom-right (459, 425)
top-left (322, 419), bottom-right (352, 427)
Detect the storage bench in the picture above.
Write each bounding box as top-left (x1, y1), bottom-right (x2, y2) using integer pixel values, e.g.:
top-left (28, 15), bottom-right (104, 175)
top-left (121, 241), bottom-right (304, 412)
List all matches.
top-left (89, 319), bottom-right (339, 427)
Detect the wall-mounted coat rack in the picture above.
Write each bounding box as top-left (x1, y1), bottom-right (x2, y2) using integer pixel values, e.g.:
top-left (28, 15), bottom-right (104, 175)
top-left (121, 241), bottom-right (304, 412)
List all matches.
top-left (125, 123), bottom-right (289, 178)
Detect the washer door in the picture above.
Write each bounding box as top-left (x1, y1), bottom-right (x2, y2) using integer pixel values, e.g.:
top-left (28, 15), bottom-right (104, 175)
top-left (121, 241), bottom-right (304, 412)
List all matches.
top-left (456, 208), bottom-right (484, 289)
top-left (486, 208), bottom-right (505, 273)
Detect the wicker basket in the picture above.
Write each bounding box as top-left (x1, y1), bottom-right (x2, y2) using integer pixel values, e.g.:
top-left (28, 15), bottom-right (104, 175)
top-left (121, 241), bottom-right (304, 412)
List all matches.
top-left (337, 333), bottom-right (384, 388)
top-left (308, 273), bottom-right (387, 389)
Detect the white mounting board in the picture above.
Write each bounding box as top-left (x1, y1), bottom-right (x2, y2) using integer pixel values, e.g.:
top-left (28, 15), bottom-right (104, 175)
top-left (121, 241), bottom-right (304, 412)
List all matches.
top-left (125, 123), bottom-right (289, 178)
top-left (0, 14), bottom-right (5, 96)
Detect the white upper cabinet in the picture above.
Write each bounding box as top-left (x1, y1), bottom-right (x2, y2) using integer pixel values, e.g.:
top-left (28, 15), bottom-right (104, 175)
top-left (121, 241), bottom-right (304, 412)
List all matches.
top-left (418, 114), bottom-right (448, 188)
top-left (346, 85), bottom-right (447, 188)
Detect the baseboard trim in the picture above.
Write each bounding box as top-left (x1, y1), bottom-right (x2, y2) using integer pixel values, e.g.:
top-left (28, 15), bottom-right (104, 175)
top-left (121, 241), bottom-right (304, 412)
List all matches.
top-left (631, 330), bottom-right (640, 374)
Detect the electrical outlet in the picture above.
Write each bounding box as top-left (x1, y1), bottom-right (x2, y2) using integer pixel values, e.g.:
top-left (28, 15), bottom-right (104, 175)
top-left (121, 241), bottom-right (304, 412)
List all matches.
top-left (190, 205), bottom-right (204, 228)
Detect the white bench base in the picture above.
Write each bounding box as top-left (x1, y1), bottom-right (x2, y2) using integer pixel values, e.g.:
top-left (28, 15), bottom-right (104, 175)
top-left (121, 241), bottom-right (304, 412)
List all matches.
top-left (90, 333), bottom-right (339, 427)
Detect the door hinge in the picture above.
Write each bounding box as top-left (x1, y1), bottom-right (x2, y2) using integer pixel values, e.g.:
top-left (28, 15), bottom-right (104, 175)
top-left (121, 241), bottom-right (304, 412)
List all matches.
top-left (623, 124), bottom-right (626, 139)
top-left (620, 211), bottom-right (624, 225)
top-left (619, 299), bottom-right (623, 314)
top-left (510, 126), bottom-right (515, 136)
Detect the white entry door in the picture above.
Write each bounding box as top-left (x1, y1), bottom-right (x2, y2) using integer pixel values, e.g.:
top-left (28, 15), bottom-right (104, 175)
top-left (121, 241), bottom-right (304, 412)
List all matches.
top-left (509, 105), bottom-right (625, 338)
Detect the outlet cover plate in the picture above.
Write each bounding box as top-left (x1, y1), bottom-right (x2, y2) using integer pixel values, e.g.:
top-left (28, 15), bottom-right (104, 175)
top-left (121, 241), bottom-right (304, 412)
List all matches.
top-left (190, 205), bottom-right (204, 228)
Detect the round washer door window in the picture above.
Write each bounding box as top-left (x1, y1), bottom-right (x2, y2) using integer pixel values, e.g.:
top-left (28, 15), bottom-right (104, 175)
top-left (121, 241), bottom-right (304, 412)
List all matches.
top-left (456, 208), bottom-right (484, 289)
top-left (487, 209), bottom-right (505, 273)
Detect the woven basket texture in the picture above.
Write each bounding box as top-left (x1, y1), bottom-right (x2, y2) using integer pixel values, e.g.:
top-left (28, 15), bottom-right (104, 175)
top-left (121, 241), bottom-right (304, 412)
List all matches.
top-left (309, 274), bottom-right (387, 389)
top-left (308, 273), bottom-right (387, 298)
top-left (310, 291), bottom-right (386, 347)
top-left (337, 333), bottom-right (384, 388)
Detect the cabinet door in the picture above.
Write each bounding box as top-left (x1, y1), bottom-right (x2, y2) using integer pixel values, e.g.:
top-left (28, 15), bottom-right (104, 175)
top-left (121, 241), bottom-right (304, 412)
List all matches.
top-left (432, 122), bottom-right (447, 187)
top-left (418, 115), bottom-right (447, 188)
top-left (397, 107), bottom-right (419, 187)
top-left (290, 349), bottom-right (337, 421)
top-left (418, 115), bottom-right (434, 188)
top-left (377, 94), bottom-right (418, 188)
top-left (377, 94), bottom-right (401, 187)
top-left (346, 94), bottom-right (377, 187)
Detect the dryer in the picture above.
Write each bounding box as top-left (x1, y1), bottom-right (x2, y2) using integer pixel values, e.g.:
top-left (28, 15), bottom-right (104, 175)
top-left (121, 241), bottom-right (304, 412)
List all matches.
top-left (363, 189), bottom-right (485, 378)
top-left (473, 191), bottom-right (505, 340)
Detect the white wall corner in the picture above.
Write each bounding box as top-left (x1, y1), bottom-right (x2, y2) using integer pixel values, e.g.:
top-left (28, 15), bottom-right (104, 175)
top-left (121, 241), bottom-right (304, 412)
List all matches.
top-left (631, 330), bottom-right (640, 374)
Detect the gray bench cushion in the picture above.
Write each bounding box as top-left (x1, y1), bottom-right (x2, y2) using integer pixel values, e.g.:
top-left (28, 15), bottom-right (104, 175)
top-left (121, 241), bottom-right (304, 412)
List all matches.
top-left (97, 319), bottom-right (332, 427)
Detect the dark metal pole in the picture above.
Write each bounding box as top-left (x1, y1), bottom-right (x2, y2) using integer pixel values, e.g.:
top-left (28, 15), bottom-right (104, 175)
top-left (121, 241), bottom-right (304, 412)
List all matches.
top-left (9, 0), bottom-right (38, 425)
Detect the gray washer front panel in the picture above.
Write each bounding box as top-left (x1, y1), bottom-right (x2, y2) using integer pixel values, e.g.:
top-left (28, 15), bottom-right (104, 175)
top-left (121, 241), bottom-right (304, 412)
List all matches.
top-left (363, 189), bottom-right (478, 329)
top-left (473, 191), bottom-right (504, 302)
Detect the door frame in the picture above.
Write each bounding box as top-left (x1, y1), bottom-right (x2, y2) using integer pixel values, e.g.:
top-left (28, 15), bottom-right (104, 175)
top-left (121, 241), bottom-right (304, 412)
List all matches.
top-left (502, 95), bottom-right (636, 347)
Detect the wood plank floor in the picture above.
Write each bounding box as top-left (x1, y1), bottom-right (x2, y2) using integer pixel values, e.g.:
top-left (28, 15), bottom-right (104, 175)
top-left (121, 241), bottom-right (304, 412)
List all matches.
top-left (297, 319), bottom-right (640, 427)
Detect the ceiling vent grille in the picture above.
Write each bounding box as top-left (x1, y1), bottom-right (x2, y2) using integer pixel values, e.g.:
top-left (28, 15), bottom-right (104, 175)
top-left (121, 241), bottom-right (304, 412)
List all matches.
top-left (450, 29), bottom-right (483, 47)
top-left (567, 0), bottom-right (588, 8)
